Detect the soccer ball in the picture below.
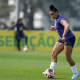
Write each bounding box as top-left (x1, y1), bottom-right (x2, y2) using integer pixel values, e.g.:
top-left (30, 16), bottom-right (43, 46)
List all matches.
top-left (44, 69), bottom-right (55, 78)
top-left (23, 47), bottom-right (28, 51)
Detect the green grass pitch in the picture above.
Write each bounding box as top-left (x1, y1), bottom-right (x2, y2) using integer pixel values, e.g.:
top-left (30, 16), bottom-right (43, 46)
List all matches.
top-left (0, 51), bottom-right (80, 80)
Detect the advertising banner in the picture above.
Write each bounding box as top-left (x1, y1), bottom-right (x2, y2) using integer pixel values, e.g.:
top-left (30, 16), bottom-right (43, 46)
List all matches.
top-left (0, 30), bottom-right (80, 52)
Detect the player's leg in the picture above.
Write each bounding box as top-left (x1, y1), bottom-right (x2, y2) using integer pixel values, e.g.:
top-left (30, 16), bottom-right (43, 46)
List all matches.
top-left (22, 34), bottom-right (28, 46)
top-left (16, 36), bottom-right (21, 51)
top-left (43, 41), bottom-right (64, 75)
top-left (22, 34), bottom-right (28, 51)
top-left (50, 42), bottom-right (64, 72)
top-left (64, 37), bottom-right (79, 79)
top-left (64, 45), bottom-right (75, 66)
top-left (64, 45), bottom-right (79, 79)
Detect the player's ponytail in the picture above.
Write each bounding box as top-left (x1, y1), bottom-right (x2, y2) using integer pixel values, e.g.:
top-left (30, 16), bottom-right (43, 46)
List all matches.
top-left (49, 4), bottom-right (58, 12)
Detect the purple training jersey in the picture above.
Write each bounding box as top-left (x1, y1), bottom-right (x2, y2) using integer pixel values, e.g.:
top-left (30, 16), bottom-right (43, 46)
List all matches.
top-left (55, 15), bottom-right (74, 39)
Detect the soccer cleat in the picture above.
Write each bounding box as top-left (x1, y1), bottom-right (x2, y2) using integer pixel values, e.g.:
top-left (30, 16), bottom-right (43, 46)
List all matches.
top-left (42, 72), bottom-right (45, 75)
top-left (71, 73), bottom-right (79, 79)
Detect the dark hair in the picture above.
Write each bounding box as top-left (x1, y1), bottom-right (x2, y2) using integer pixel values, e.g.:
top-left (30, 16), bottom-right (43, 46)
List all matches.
top-left (49, 4), bottom-right (58, 12)
top-left (17, 18), bottom-right (22, 23)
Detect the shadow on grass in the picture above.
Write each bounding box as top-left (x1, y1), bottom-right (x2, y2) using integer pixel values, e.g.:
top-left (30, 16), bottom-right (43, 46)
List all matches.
top-left (49, 78), bottom-right (70, 79)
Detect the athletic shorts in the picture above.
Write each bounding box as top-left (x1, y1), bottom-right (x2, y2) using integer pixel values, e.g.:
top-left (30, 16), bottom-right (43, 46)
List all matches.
top-left (58, 36), bottom-right (75, 47)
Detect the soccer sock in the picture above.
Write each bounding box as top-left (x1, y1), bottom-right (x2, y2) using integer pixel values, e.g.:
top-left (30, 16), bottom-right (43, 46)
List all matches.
top-left (25, 45), bottom-right (28, 47)
top-left (50, 62), bottom-right (57, 72)
top-left (71, 65), bottom-right (78, 73)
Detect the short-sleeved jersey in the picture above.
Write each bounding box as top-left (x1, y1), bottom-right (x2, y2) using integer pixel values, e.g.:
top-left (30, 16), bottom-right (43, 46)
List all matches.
top-left (15, 23), bottom-right (24, 34)
top-left (55, 15), bottom-right (74, 39)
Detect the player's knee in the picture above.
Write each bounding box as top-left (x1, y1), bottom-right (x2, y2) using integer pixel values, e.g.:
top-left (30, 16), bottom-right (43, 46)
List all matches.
top-left (65, 56), bottom-right (71, 62)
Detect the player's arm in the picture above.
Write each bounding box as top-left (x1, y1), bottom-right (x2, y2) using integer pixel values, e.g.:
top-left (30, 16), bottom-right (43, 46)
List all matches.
top-left (50, 25), bottom-right (56, 31)
top-left (7, 23), bottom-right (16, 31)
top-left (60, 19), bottom-right (70, 37)
top-left (60, 19), bottom-right (70, 42)
top-left (23, 24), bottom-right (29, 30)
top-left (23, 24), bottom-right (31, 31)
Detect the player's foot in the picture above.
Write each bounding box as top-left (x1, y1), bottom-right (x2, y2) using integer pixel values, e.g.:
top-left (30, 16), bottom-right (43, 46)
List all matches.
top-left (71, 73), bottom-right (79, 79)
top-left (42, 72), bottom-right (45, 75)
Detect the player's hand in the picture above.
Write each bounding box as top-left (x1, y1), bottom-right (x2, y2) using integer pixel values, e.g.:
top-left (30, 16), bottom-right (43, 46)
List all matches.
top-left (62, 37), bottom-right (65, 42)
top-left (6, 29), bottom-right (9, 31)
top-left (29, 29), bottom-right (31, 32)
top-left (50, 25), bottom-right (55, 31)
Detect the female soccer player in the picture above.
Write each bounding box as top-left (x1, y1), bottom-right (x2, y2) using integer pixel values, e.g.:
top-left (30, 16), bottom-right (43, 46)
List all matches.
top-left (43, 4), bottom-right (79, 79)
top-left (7, 18), bottom-right (30, 51)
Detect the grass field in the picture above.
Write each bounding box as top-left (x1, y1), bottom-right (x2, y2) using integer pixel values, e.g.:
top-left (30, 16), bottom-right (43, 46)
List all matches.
top-left (0, 51), bottom-right (80, 80)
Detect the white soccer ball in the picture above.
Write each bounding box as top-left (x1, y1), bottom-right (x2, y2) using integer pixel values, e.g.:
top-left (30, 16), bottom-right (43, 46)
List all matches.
top-left (23, 47), bottom-right (28, 52)
top-left (44, 69), bottom-right (55, 78)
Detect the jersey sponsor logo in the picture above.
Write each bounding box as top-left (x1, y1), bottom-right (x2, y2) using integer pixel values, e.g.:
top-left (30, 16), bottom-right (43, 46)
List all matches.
top-left (19, 27), bottom-right (23, 31)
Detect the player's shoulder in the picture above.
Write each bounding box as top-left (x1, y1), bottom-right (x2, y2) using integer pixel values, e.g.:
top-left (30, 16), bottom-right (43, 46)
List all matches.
top-left (58, 15), bottom-right (65, 19)
top-left (57, 15), bottom-right (66, 22)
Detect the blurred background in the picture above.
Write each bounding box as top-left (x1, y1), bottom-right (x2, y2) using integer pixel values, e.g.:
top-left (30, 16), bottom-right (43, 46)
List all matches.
top-left (0, 0), bottom-right (80, 31)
